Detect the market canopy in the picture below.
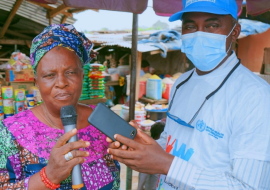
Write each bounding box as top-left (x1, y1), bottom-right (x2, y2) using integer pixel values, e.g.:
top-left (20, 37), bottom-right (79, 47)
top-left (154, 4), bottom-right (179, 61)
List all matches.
top-left (28, 0), bottom-right (270, 16)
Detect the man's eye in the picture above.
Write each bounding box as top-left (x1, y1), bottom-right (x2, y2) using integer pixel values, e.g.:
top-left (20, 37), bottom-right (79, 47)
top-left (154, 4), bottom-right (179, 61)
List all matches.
top-left (185, 25), bottom-right (196, 30)
top-left (207, 24), bottom-right (219, 29)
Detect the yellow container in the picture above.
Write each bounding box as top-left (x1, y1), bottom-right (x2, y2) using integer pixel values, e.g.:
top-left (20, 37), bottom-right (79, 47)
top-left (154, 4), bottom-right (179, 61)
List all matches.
top-left (14, 89), bottom-right (25, 101)
top-left (2, 86), bottom-right (13, 99)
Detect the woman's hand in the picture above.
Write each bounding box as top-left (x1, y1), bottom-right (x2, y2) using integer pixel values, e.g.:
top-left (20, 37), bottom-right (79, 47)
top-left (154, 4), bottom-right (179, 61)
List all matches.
top-left (45, 129), bottom-right (90, 184)
top-left (107, 126), bottom-right (174, 175)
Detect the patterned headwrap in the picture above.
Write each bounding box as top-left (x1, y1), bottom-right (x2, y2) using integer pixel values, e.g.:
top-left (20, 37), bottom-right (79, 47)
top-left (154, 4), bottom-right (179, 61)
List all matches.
top-left (30, 24), bottom-right (97, 72)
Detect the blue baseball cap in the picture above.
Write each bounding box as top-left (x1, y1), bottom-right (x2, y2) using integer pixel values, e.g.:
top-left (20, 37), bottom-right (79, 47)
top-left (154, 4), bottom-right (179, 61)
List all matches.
top-left (169, 0), bottom-right (238, 22)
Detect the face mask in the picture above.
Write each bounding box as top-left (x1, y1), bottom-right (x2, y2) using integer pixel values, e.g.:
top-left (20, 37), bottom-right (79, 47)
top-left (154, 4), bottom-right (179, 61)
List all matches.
top-left (181, 25), bottom-right (236, 72)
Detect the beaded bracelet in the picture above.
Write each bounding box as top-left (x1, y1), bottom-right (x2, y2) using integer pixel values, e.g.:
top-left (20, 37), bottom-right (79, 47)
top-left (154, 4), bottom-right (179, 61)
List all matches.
top-left (40, 167), bottom-right (60, 189)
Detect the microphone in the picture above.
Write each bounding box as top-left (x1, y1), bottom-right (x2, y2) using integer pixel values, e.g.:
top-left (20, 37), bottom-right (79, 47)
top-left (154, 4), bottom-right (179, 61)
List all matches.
top-left (60, 105), bottom-right (84, 189)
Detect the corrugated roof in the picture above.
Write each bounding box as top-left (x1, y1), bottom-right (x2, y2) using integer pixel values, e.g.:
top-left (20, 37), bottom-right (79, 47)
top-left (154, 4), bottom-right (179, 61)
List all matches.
top-left (101, 42), bottom-right (160, 53)
top-left (86, 33), bottom-right (166, 53)
top-left (0, 0), bottom-right (76, 26)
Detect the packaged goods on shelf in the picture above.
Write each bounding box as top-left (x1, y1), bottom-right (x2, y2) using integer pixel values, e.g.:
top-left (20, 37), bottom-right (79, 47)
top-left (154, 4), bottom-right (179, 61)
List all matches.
top-left (88, 64), bottom-right (106, 100)
top-left (6, 69), bottom-right (34, 82)
top-left (4, 52), bottom-right (34, 82)
top-left (80, 64), bottom-right (90, 100)
top-left (14, 89), bottom-right (25, 101)
top-left (2, 86), bottom-right (13, 99)
top-left (0, 85), bottom-right (42, 120)
top-left (9, 82), bottom-right (35, 94)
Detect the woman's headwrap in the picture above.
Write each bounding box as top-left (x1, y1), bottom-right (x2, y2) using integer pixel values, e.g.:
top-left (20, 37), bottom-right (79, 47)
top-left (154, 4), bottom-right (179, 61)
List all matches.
top-left (30, 24), bottom-right (97, 72)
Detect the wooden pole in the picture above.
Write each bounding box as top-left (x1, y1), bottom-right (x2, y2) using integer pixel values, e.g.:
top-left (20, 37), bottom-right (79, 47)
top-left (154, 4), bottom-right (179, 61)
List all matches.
top-left (61, 15), bottom-right (68, 24)
top-left (0, 0), bottom-right (24, 38)
top-left (49, 17), bottom-right (53, 25)
top-left (126, 13), bottom-right (138, 190)
top-left (136, 52), bottom-right (142, 100)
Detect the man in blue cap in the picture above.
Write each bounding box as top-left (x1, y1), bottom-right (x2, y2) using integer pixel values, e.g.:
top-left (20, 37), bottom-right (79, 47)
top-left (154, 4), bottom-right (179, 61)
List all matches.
top-left (107, 0), bottom-right (270, 189)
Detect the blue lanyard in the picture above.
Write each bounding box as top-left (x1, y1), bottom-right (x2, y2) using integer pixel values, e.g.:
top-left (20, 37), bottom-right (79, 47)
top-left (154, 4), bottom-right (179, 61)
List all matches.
top-left (167, 60), bottom-right (241, 128)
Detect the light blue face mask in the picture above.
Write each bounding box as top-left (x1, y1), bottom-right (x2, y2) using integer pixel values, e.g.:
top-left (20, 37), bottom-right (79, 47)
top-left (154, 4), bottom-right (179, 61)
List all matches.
top-left (181, 25), bottom-right (236, 72)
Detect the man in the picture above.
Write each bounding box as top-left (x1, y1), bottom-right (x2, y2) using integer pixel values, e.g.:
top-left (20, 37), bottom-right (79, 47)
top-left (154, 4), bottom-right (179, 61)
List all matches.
top-left (107, 0), bottom-right (270, 189)
top-left (140, 60), bottom-right (150, 76)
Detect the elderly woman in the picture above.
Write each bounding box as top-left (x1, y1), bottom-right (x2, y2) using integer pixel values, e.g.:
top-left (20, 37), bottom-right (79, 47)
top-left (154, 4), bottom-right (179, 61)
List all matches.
top-left (0, 24), bottom-right (120, 190)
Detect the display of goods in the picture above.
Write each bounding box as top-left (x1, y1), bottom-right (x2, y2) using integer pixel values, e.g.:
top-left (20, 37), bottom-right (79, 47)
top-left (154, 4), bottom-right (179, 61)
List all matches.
top-left (15, 89), bottom-right (25, 101)
top-left (89, 82), bottom-right (104, 86)
top-left (88, 63), bottom-right (105, 100)
top-left (80, 63), bottom-right (90, 100)
top-left (4, 105), bottom-right (14, 114)
top-left (26, 94), bottom-right (35, 108)
top-left (6, 69), bottom-right (34, 82)
top-left (89, 84), bottom-right (105, 88)
top-left (89, 94), bottom-right (105, 99)
top-left (0, 99), bottom-right (3, 114)
top-left (140, 120), bottom-right (155, 131)
top-left (139, 81), bottom-right (146, 99)
top-left (90, 86), bottom-right (105, 90)
top-left (146, 75), bottom-right (162, 100)
top-left (88, 71), bottom-right (103, 79)
top-left (89, 78), bottom-right (104, 82)
top-left (4, 114), bottom-right (14, 119)
top-left (0, 85), bottom-right (40, 115)
top-left (3, 99), bottom-right (13, 107)
top-left (90, 64), bottom-right (105, 71)
top-left (2, 86), bottom-right (13, 99)
top-left (83, 83), bottom-right (89, 88)
top-left (15, 101), bottom-right (25, 114)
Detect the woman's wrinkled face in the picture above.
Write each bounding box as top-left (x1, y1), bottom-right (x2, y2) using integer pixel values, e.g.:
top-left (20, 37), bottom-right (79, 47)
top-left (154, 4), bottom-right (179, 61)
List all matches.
top-left (35, 46), bottom-right (84, 111)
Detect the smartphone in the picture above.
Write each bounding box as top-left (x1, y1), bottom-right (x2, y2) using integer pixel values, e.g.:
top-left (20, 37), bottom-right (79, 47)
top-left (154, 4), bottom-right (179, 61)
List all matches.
top-left (88, 103), bottom-right (137, 141)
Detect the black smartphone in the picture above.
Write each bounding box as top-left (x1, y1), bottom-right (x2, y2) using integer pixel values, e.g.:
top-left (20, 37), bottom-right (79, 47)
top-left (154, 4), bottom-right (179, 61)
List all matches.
top-left (88, 103), bottom-right (137, 141)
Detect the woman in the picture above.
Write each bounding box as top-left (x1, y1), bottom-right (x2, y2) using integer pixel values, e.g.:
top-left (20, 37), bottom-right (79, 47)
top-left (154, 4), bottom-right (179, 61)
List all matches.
top-left (0, 24), bottom-right (120, 190)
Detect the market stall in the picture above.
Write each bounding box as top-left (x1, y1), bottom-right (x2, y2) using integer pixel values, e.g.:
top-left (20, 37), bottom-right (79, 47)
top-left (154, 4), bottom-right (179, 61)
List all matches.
top-left (0, 1), bottom-right (110, 109)
top-left (88, 31), bottom-right (186, 101)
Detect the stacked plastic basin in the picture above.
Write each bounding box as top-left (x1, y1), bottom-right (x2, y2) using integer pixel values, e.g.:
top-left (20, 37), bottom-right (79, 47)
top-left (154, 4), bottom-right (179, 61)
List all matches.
top-left (80, 64), bottom-right (90, 100)
top-left (89, 64), bottom-right (105, 99)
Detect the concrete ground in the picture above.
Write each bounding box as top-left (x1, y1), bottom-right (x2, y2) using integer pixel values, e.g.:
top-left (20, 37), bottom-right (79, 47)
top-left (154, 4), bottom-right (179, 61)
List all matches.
top-left (120, 163), bottom-right (139, 190)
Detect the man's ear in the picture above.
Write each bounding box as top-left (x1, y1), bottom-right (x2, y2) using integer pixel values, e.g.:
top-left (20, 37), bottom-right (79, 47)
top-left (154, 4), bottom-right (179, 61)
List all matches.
top-left (232, 23), bottom-right (241, 42)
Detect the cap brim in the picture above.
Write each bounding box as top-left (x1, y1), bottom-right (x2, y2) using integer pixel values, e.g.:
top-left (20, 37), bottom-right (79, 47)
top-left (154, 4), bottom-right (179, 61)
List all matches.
top-left (169, 5), bottom-right (232, 22)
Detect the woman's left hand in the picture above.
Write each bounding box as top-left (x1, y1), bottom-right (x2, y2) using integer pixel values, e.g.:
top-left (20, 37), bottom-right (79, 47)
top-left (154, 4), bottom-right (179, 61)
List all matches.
top-left (107, 129), bottom-right (174, 175)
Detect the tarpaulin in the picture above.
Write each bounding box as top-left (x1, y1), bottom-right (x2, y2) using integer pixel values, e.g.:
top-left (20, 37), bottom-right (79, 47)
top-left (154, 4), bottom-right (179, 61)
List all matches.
top-left (153, 0), bottom-right (183, 16)
top-left (27, 0), bottom-right (270, 16)
top-left (63, 0), bottom-right (148, 14)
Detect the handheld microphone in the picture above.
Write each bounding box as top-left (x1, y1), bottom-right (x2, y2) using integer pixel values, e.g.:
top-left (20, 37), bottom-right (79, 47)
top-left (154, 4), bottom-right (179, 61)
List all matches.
top-left (60, 105), bottom-right (84, 189)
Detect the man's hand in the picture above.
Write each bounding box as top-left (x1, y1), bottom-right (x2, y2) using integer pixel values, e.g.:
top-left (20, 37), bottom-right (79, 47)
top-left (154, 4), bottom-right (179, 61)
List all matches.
top-left (106, 122), bottom-right (174, 175)
top-left (106, 121), bottom-right (147, 151)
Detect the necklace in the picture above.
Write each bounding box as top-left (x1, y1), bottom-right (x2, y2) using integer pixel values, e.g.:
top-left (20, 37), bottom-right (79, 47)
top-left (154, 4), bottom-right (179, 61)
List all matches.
top-left (42, 103), bottom-right (63, 129)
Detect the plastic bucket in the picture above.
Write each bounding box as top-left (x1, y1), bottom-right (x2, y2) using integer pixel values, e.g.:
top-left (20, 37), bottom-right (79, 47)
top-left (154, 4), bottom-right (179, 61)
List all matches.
top-left (135, 110), bottom-right (146, 126)
top-left (120, 105), bottom-right (146, 123)
top-left (146, 78), bottom-right (162, 100)
top-left (139, 81), bottom-right (146, 98)
top-left (162, 83), bottom-right (173, 100)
